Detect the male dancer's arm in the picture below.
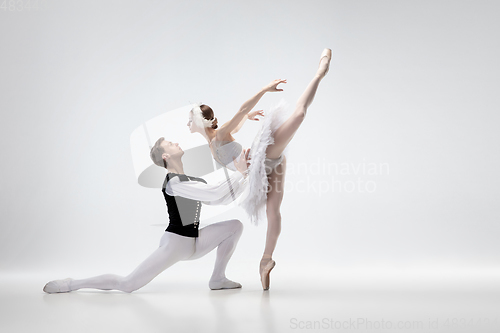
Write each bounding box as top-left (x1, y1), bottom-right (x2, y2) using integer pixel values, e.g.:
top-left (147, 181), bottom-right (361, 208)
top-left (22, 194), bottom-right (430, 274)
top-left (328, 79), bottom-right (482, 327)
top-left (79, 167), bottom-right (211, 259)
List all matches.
top-left (165, 171), bottom-right (247, 205)
top-left (165, 150), bottom-right (250, 205)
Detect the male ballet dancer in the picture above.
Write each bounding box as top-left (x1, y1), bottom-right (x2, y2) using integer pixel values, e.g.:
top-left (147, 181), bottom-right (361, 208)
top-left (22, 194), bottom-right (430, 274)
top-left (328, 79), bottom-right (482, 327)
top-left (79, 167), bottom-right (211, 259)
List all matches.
top-left (43, 138), bottom-right (249, 293)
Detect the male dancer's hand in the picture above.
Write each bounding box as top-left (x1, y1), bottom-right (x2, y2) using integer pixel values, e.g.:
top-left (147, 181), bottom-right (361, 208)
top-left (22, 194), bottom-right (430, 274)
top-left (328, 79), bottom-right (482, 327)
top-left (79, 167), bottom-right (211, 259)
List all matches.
top-left (234, 149), bottom-right (250, 177)
top-left (244, 148), bottom-right (251, 168)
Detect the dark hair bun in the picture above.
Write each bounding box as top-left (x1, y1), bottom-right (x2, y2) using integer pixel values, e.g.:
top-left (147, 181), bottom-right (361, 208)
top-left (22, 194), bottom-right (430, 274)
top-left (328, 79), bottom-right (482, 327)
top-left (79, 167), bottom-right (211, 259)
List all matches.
top-left (212, 117), bottom-right (218, 129)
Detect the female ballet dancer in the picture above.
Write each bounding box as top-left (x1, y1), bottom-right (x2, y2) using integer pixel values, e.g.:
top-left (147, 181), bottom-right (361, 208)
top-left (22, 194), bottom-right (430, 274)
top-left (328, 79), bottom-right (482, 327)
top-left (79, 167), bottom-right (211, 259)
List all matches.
top-left (188, 48), bottom-right (332, 290)
top-left (43, 140), bottom-right (250, 293)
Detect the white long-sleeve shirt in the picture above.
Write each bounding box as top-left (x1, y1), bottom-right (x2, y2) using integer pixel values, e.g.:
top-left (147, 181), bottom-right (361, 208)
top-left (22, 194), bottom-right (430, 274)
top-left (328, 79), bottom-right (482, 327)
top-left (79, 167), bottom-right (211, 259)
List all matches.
top-left (165, 171), bottom-right (248, 205)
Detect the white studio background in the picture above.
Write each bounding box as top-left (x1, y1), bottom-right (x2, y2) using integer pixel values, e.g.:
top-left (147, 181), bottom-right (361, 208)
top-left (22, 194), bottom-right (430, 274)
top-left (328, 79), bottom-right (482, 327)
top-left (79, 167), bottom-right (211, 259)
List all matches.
top-left (1, 0), bottom-right (499, 282)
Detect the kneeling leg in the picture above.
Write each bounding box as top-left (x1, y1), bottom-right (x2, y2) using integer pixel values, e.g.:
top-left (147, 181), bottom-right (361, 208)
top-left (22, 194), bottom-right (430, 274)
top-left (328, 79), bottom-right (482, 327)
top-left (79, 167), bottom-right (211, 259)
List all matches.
top-left (61, 233), bottom-right (194, 293)
top-left (187, 219), bottom-right (244, 289)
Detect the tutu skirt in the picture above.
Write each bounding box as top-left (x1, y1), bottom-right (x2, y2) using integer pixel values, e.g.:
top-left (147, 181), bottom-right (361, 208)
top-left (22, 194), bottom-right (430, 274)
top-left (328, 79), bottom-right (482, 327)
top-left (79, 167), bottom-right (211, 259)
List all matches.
top-left (241, 100), bottom-right (290, 225)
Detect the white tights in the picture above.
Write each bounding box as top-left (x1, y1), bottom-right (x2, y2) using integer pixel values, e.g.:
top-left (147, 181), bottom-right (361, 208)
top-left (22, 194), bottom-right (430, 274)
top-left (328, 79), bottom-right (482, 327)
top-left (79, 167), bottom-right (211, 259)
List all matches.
top-left (68, 219), bottom-right (243, 293)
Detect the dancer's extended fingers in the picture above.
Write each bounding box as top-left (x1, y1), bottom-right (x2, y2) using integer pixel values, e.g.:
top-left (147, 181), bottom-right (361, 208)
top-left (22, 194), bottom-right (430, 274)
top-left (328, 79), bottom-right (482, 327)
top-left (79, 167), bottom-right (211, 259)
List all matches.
top-left (275, 79), bottom-right (287, 91)
top-left (249, 109), bottom-right (264, 120)
top-left (264, 79), bottom-right (287, 93)
top-left (254, 110), bottom-right (264, 120)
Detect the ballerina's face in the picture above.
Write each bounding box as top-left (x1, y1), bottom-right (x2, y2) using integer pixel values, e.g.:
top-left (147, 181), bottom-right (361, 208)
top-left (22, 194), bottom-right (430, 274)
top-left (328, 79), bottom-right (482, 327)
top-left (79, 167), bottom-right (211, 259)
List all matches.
top-left (187, 111), bottom-right (203, 133)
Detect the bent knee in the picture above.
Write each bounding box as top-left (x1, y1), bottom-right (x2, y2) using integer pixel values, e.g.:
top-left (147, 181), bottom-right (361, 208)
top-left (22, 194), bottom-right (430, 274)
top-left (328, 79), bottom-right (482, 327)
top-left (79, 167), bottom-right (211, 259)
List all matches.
top-left (293, 106), bottom-right (307, 119)
top-left (234, 219), bottom-right (244, 232)
top-left (227, 219), bottom-right (244, 235)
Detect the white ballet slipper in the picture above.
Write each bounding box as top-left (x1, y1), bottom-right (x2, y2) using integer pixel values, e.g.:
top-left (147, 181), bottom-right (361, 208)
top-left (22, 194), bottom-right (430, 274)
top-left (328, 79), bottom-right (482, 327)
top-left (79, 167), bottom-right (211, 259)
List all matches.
top-left (43, 278), bottom-right (73, 293)
top-left (209, 277), bottom-right (242, 290)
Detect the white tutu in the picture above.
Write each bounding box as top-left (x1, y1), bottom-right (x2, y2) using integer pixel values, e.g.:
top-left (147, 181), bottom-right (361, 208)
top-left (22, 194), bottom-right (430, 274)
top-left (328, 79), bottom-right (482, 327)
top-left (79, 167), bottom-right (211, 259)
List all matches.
top-left (241, 100), bottom-right (290, 225)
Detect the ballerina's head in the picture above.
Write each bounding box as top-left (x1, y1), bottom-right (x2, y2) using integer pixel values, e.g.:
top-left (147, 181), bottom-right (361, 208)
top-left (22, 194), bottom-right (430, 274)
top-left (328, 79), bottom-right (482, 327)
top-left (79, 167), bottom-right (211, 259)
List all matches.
top-left (150, 137), bottom-right (183, 169)
top-left (187, 104), bottom-right (218, 134)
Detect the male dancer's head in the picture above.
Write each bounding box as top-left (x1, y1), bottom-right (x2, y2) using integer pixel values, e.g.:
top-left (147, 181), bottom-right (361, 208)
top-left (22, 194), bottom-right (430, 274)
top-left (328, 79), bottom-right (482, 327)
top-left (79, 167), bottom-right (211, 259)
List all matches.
top-left (150, 137), bottom-right (184, 174)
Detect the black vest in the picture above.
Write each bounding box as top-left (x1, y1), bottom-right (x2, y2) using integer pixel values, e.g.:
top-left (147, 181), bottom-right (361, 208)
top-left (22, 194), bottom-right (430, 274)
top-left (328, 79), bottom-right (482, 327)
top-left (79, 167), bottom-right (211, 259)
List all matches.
top-left (162, 173), bottom-right (207, 238)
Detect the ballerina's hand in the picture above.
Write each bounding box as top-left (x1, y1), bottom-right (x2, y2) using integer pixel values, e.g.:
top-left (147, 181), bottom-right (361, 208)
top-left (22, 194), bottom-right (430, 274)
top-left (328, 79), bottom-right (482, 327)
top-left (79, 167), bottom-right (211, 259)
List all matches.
top-left (247, 110), bottom-right (264, 121)
top-left (262, 79), bottom-right (287, 93)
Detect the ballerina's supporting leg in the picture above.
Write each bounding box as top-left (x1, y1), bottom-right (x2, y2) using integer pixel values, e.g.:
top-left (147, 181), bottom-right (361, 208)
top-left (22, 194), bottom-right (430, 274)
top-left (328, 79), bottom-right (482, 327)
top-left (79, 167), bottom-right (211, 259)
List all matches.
top-left (260, 156), bottom-right (286, 290)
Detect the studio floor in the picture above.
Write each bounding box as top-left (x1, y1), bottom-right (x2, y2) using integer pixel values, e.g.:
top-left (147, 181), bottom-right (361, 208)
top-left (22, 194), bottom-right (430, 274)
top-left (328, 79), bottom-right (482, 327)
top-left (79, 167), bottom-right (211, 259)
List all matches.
top-left (1, 267), bottom-right (499, 333)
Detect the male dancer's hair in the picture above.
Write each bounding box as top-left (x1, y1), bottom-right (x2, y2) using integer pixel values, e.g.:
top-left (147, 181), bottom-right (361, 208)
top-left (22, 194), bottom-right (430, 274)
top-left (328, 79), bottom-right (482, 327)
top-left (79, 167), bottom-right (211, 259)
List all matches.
top-left (150, 137), bottom-right (168, 168)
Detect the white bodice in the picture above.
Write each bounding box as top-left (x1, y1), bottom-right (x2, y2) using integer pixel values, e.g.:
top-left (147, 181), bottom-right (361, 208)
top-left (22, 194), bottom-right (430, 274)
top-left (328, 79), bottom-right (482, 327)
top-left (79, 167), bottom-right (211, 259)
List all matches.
top-left (211, 140), bottom-right (243, 171)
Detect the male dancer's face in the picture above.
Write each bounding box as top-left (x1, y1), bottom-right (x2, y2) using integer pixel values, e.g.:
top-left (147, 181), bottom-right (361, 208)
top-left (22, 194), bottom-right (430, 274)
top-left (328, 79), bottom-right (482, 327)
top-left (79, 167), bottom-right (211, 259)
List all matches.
top-left (160, 140), bottom-right (184, 158)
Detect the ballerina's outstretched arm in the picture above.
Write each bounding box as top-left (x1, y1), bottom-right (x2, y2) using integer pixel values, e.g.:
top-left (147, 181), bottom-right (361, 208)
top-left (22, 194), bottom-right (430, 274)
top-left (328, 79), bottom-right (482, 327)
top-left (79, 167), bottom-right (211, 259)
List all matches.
top-left (230, 109), bottom-right (264, 135)
top-left (217, 79), bottom-right (287, 139)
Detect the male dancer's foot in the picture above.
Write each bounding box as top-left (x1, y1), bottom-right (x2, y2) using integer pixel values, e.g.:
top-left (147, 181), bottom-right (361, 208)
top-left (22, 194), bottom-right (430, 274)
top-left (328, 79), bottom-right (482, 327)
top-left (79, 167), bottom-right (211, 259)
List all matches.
top-left (209, 277), bottom-right (242, 290)
top-left (316, 48), bottom-right (332, 78)
top-left (260, 255), bottom-right (276, 291)
top-left (43, 278), bottom-right (73, 293)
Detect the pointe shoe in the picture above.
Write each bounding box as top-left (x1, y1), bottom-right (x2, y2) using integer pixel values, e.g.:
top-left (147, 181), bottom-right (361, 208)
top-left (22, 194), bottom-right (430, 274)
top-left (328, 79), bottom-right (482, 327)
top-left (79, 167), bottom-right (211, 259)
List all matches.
top-left (43, 278), bottom-right (73, 293)
top-left (317, 48), bottom-right (332, 78)
top-left (260, 259), bottom-right (276, 291)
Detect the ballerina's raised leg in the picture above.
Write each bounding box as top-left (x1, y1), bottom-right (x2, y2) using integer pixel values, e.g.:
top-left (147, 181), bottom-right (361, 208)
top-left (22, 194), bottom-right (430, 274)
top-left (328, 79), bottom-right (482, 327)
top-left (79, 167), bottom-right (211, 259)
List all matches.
top-left (260, 48), bottom-right (332, 290)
